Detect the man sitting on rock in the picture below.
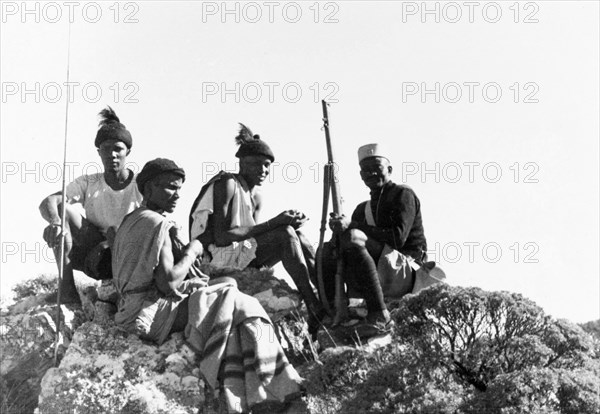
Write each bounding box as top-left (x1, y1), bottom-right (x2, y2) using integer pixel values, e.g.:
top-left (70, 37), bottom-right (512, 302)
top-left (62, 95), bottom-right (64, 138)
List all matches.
top-left (325, 143), bottom-right (428, 336)
top-left (39, 107), bottom-right (143, 304)
top-left (189, 124), bottom-right (328, 330)
top-left (112, 158), bottom-right (302, 413)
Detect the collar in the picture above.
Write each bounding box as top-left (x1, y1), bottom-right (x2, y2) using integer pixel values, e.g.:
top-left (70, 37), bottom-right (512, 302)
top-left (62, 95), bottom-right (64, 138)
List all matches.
top-left (369, 180), bottom-right (393, 199)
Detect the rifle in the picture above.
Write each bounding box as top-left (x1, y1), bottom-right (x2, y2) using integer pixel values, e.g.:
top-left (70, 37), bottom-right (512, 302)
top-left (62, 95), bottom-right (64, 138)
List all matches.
top-left (315, 100), bottom-right (347, 325)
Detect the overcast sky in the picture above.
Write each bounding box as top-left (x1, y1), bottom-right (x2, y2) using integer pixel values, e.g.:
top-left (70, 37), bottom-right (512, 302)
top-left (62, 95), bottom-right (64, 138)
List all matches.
top-left (1, 1), bottom-right (598, 322)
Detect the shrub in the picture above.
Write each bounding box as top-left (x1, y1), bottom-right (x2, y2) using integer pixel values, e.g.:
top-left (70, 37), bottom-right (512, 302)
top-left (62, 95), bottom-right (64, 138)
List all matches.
top-left (11, 274), bottom-right (57, 300)
top-left (306, 284), bottom-right (599, 413)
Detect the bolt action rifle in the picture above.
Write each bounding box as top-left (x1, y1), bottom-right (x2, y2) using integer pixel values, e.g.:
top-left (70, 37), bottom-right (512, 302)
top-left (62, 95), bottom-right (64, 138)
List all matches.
top-left (315, 100), bottom-right (347, 326)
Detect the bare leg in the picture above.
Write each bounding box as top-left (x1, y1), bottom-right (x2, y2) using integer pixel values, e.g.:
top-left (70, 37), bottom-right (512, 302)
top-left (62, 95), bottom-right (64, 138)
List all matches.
top-left (50, 204), bottom-right (85, 303)
top-left (252, 226), bottom-right (324, 316)
top-left (52, 204), bottom-right (105, 303)
top-left (296, 230), bottom-right (318, 287)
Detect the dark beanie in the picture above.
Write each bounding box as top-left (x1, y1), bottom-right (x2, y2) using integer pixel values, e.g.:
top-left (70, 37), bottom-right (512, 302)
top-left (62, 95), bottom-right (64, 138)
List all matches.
top-left (234, 123), bottom-right (274, 162)
top-left (94, 106), bottom-right (133, 149)
top-left (137, 158), bottom-right (185, 194)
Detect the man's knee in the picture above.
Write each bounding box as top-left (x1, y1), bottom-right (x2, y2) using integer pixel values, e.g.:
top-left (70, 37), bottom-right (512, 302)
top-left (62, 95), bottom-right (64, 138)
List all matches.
top-left (258, 225), bottom-right (299, 254)
top-left (276, 225), bottom-right (300, 246)
top-left (295, 229), bottom-right (315, 253)
top-left (340, 228), bottom-right (367, 250)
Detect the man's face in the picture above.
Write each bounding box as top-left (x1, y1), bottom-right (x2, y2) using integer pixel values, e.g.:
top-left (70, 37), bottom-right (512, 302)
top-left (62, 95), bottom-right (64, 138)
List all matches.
top-left (239, 155), bottom-right (271, 186)
top-left (98, 139), bottom-right (130, 174)
top-left (360, 157), bottom-right (392, 190)
top-left (146, 172), bottom-right (183, 214)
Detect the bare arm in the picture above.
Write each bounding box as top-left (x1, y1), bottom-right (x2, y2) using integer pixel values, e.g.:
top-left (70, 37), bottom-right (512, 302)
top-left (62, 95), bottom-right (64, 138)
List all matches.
top-left (252, 191), bottom-right (263, 223)
top-left (39, 191), bottom-right (64, 224)
top-left (154, 236), bottom-right (203, 296)
top-left (39, 192), bottom-right (70, 248)
top-left (212, 177), bottom-right (279, 246)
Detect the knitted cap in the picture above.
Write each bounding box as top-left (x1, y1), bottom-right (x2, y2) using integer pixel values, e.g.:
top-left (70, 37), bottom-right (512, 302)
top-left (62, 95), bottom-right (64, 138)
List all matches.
top-left (137, 158), bottom-right (185, 194)
top-left (234, 123), bottom-right (274, 162)
top-left (94, 106), bottom-right (133, 149)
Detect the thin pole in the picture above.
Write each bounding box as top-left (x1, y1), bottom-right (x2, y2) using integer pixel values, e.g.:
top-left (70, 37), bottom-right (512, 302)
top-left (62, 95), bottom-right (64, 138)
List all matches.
top-left (54, 21), bottom-right (72, 367)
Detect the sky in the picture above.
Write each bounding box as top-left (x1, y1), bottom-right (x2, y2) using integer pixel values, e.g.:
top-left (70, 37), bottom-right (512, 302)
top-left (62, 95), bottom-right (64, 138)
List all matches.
top-left (1, 1), bottom-right (598, 323)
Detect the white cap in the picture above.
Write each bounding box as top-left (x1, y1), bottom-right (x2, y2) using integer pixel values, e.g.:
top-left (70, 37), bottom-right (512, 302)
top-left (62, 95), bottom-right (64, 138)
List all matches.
top-left (358, 143), bottom-right (389, 163)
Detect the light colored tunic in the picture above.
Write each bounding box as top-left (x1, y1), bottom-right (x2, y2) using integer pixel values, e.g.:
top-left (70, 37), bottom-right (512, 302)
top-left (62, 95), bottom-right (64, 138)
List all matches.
top-left (112, 207), bottom-right (181, 344)
top-left (190, 173), bottom-right (258, 269)
top-left (66, 172), bottom-right (143, 234)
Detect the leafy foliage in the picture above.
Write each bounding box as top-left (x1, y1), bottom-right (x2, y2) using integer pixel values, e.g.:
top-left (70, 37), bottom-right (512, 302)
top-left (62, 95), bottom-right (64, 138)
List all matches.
top-left (306, 284), bottom-right (600, 413)
top-left (580, 319), bottom-right (600, 340)
top-left (11, 274), bottom-right (57, 301)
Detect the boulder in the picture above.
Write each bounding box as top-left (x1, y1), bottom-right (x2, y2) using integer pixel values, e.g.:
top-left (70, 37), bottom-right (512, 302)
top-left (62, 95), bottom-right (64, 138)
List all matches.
top-left (200, 265), bottom-right (302, 321)
top-left (1, 293), bottom-right (86, 413)
top-left (35, 267), bottom-right (310, 413)
top-left (36, 322), bottom-right (204, 414)
top-left (1, 298), bottom-right (85, 374)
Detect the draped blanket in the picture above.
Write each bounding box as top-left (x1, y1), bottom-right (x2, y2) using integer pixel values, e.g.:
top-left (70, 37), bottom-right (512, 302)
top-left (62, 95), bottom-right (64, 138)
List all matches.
top-left (113, 207), bottom-right (183, 345)
top-left (185, 283), bottom-right (301, 413)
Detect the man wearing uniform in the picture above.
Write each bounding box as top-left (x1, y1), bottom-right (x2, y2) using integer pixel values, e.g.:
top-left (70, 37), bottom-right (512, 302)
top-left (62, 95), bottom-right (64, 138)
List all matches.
top-left (326, 143), bottom-right (427, 334)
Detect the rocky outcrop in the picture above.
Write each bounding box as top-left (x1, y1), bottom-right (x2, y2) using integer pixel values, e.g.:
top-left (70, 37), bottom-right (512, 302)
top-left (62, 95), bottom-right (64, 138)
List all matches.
top-left (36, 322), bottom-right (204, 414)
top-left (1, 293), bottom-right (86, 413)
top-left (34, 267), bottom-right (309, 413)
top-left (3, 267), bottom-right (393, 413)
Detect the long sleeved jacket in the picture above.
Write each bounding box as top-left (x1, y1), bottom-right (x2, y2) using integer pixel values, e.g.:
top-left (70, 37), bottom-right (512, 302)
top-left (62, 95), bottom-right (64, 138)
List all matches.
top-left (351, 181), bottom-right (427, 261)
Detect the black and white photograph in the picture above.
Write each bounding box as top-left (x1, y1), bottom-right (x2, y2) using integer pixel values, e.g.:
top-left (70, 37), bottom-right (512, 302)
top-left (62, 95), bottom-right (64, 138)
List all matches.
top-left (1, 1), bottom-right (599, 413)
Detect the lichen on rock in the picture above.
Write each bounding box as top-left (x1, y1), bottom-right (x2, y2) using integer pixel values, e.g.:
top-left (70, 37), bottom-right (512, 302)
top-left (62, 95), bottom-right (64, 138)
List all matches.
top-left (32, 266), bottom-right (311, 413)
top-left (36, 322), bottom-right (203, 414)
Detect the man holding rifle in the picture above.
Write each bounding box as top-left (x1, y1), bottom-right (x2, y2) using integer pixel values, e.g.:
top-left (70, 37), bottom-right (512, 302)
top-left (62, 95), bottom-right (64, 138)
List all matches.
top-left (325, 143), bottom-right (427, 336)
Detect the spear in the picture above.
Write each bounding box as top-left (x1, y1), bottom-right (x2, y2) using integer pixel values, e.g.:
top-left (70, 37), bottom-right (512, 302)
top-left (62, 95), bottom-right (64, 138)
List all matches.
top-left (54, 21), bottom-right (72, 367)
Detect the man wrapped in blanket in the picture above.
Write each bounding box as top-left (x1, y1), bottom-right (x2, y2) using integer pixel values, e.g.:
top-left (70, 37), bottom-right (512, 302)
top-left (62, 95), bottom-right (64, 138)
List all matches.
top-left (112, 158), bottom-right (302, 413)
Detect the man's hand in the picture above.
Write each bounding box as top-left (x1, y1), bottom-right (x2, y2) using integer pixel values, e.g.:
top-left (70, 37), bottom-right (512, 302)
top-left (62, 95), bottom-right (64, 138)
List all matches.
top-left (290, 211), bottom-right (308, 229)
top-left (328, 213), bottom-right (351, 235)
top-left (42, 222), bottom-right (64, 248)
top-left (169, 223), bottom-right (183, 241)
top-left (185, 239), bottom-right (203, 259)
top-left (186, 276), bottom-right (209, 290)
top-left (271, 210), bottom-right (308, 229)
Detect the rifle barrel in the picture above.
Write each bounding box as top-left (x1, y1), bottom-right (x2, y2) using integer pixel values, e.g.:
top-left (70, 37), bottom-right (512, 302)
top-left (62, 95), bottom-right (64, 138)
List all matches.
top-left (321, 100), bottom-right (343, 215)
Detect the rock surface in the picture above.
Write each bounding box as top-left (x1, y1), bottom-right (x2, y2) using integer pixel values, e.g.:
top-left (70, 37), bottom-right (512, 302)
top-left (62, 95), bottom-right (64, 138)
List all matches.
top-left (1, 296), bottom-right (85, 375)
top-left (4, 267), bottom-right (392, 413)
top-left (1, 293), bottom-right (86, 413)
top-left (36, 322), bottom-right (203, 414)
top-left (34, 267), bottom-right (308, 413)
